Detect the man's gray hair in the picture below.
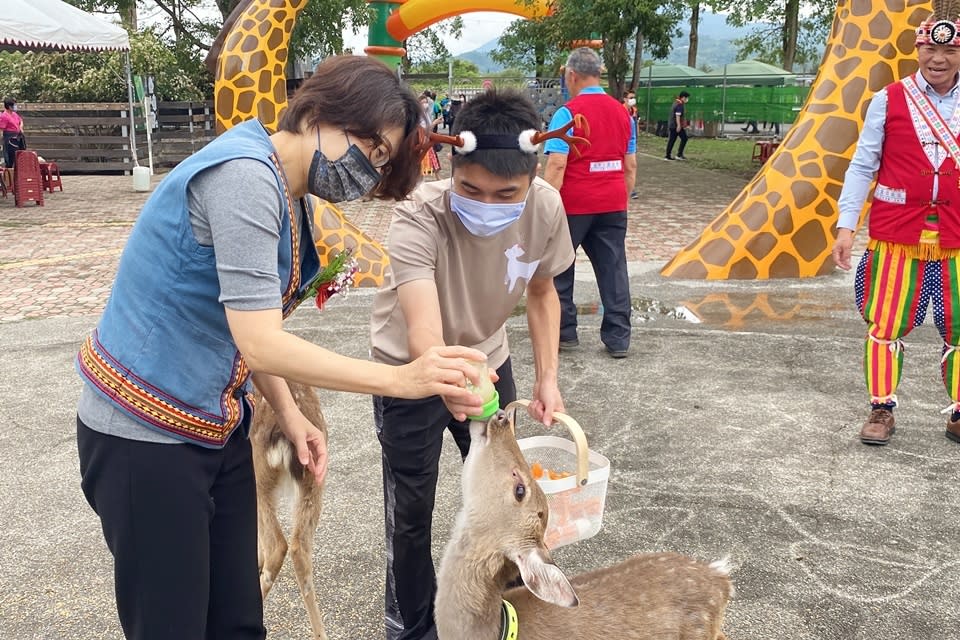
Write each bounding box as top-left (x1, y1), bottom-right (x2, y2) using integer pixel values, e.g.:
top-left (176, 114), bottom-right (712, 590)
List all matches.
top-left (565, 47), bottom-right (602, 77)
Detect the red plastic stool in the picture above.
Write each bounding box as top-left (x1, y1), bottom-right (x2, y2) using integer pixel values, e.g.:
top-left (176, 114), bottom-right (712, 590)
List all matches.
top-left (14, 150), bottom-right (44, 207)
top-left (40, 162), bottom-right (63, 193)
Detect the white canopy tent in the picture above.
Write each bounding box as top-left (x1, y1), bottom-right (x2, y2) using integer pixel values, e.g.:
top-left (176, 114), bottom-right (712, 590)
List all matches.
top-left (0, 0), bottom-right (130, 52)
top-left (0, 0), bottom-right (139, 165)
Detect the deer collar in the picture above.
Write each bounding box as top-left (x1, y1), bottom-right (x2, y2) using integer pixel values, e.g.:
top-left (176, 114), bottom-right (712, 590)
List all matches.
top-left (499, 599), bottom-right (519, 640)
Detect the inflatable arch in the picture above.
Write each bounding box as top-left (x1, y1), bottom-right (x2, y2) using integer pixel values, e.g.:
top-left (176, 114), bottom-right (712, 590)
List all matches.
top-left (384, 0), bottom-right (550, 42)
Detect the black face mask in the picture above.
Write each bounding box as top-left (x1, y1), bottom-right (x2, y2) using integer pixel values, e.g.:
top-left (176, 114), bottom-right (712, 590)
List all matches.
top-left (307, 135), bottom-right (382, 203)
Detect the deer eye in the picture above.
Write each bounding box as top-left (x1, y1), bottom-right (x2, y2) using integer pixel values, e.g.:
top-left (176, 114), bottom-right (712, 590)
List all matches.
top-left (514, 483), bottom-right (526, 502)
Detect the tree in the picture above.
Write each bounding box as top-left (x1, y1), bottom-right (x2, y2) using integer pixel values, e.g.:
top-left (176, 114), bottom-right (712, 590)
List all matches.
top-left (711, 0), bottom-right (834, 71)
top-left (548, 0), bottom-right (682, 97)
top-left (66, 0), bottom-right (372, 61)
top-left (0, 29), bottom-right (208, 101)
top-left (688, 2), bottom-right (700, 67)
top-left (402, 19), bottom-right (465, 73)
top-left (492, 18), bottom-right (564, 78)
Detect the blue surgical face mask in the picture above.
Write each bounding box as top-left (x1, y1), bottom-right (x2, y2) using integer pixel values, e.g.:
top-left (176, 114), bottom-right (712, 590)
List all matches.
top-left (449, 182), bottom-right (528, 237)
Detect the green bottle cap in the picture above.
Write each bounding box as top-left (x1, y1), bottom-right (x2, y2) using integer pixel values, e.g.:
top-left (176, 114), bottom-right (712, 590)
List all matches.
top-left (467, 389), bottom-right (500, 422)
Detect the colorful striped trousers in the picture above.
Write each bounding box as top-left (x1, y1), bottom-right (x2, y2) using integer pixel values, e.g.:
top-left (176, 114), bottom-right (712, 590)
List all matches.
top-left (855, 244), bottom-right (960, 407)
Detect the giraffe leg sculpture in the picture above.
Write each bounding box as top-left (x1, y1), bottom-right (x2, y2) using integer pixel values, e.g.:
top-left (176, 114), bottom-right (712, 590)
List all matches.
top-left (205, 0), bottom-right (391, 287)
top-left (662, 0), bottom-right (931, 279)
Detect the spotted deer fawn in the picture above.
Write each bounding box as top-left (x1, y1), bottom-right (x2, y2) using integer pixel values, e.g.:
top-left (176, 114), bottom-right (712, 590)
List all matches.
top-left (250, 381), bottom-right (328, 640)
top-left (435, 410), bottom-right (732, 640)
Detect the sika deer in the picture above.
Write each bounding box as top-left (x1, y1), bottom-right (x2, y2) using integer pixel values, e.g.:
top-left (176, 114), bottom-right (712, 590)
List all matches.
top-left (435, 410), bottom-right (732, 640)
top-left (251, 381), bottom-right (328, 640)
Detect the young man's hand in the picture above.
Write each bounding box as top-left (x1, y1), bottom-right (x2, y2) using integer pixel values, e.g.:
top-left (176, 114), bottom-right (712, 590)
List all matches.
top-left (530, 379), bottom-right (565, 427)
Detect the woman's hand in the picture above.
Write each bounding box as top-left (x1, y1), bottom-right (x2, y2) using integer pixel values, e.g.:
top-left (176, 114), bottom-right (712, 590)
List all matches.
top-left (442, 367), bottom-right (499, 422)
top-left (278, 409), bottom-right (328, 485)
top-left (395, 346), bottom-right (486, 417)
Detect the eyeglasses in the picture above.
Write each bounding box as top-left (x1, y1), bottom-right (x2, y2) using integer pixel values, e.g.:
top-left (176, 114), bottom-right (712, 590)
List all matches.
top-left (345, 132), bottom-right (391, 169)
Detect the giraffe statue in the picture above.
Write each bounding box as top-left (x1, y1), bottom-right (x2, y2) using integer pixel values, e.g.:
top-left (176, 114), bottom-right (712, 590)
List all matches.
top-left (206, 0), bottom-right (391, 287)
top-left (662, 0), bottom-right (931, 279)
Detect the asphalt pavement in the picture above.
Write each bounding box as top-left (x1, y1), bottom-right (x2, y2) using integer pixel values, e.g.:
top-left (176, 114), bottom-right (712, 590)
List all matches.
top-left (1, 153), bottom-right (959, 639)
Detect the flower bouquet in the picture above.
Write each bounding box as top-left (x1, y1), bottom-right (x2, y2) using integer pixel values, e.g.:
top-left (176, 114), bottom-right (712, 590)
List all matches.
top-left (299, 248), bottom-right (360, 310)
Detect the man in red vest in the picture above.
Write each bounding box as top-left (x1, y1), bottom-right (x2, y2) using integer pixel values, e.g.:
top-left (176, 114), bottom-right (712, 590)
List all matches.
top-left (543, 47), bottom-right (637, 358)
top-left (833, 0), bottom-right (960, 445)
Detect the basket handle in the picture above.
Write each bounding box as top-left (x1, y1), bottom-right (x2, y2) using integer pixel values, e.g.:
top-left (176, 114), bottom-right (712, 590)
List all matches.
top-left (504, 399), bottom-right (590, 487)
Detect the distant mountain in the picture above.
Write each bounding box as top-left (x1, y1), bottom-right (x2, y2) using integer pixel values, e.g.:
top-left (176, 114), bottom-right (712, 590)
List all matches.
top-left (662, 12), bottom-right (752, 69)
top-left (457, 38), bottom-right (503, 74)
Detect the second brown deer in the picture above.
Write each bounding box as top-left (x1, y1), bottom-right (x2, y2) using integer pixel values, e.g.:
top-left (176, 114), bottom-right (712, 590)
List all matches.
top-left (250, 381), bottom-right (328, 640)
top-left (435, 410), bottom-right (733, 640)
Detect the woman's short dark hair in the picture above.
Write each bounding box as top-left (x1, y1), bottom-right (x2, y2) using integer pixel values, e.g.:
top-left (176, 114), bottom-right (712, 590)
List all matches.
top-left (3, 98), bottom-right (15, 110)
top-left (451, 89), bottom-right (540, 179)
top-left (279, 56), bottom-right (422, 200)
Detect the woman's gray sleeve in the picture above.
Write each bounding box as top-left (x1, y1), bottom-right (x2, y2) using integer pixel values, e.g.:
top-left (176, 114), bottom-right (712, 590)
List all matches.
top-left (187, 158), bottom-right (287, 311)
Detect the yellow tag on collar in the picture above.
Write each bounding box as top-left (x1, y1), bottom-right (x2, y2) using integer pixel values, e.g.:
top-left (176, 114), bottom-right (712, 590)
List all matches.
top-left (500, 599), bottom-right (519, 640)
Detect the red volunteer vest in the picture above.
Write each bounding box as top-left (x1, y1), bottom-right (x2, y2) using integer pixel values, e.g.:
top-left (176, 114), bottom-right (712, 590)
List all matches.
top-left (558, 90), bottom-right (633, 215)
top-left (869, 80), bottom-right (960, 248)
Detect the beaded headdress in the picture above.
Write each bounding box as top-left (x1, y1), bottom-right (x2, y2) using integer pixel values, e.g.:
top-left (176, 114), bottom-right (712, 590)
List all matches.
top-left (916, 0), bottom-right (960, 47)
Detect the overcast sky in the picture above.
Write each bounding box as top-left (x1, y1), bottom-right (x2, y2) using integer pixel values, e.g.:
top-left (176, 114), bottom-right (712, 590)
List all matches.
top-left (343, 12), bottom-right (519, 56)
top-left (128, 5), bottom-right (520, 58)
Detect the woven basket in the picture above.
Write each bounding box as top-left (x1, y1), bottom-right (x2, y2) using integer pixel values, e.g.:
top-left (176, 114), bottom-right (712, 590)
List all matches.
top-left (506, 400), bottom-right (610, 549)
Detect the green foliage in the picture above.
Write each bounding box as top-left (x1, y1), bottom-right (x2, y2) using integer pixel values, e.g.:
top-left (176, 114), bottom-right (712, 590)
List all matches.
top-left (491, 18), bottom-right (563, 78)
top-left (499, 0), bottom-right (684, 96)
top-left (290, 0), bottom-right (374, 60)
top-left (0, 29), bottom-right (209, 102)
top-left (404, 19), bottom-right (465, 70)
top-left (712, 0), bottom-right (833, 71)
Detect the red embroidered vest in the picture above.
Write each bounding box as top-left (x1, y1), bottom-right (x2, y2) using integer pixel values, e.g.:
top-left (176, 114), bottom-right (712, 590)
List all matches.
top-left (869, 80), bottom-right (960, 248)
top-left (558, 90), bottom-right (633, 215)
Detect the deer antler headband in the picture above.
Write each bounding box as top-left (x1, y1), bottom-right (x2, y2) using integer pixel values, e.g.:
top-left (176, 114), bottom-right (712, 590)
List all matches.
top-left (421, 114), bottom-right (592, 158)
top-left (916, 0), bottom-right (960, 46)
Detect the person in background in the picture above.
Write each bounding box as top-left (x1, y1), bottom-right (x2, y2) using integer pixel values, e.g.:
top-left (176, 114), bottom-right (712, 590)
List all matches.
top-left (439, 93), bottom-right (452, 129)
top-left (665, 90), bottom-right (690, 160)
top-left (448, 93), bottom-right (467, 130)
top-left (74, 56), bottom-right (486, 640)
top-left (371, 88), bottom-right (575, 640)
top-left (832, 0), bottom-right (960, 446)
top-left (622, 89), bottom-right (639, 199)
top-left (419, 94), bottom-right (443, 177)
top-left (543, 47), bottom-right (636, 359)
top-left (0, 97), bottom-right (26, 175)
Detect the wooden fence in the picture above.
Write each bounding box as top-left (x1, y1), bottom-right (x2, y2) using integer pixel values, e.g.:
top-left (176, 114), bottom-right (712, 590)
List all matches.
top-left (16, 101), bottom-right (216, 174)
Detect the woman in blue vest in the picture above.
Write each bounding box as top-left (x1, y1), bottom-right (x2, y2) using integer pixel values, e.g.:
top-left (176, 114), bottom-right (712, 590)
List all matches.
top-left (74, 55), bottom-right (486, 640)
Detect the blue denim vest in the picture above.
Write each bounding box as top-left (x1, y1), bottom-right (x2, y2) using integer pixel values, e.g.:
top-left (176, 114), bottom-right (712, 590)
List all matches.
top-left (76, 120), bottom-right (320, 447)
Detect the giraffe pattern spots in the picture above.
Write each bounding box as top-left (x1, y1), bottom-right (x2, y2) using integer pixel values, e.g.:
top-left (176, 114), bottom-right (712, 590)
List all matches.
top-left (207, 0), bottom-right (393, 286)
top-left (662, 0), bottom-right (931, 279)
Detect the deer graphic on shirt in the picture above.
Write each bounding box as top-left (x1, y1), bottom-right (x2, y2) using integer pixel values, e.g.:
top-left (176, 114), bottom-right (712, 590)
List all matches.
top-left (504, 244), bottom-right (540, 293)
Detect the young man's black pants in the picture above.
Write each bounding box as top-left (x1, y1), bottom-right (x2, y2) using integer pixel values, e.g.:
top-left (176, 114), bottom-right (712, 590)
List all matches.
top-left (374, 357), bottom-right (517, 640)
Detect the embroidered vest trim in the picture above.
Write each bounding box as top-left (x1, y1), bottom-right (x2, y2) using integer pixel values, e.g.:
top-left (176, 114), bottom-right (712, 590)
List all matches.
top-left (78, 149), bottom-right (310, 446)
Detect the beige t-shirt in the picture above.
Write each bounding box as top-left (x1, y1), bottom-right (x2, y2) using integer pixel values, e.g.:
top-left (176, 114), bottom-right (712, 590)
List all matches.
top-left (370, 176), bottom-right (575, 368)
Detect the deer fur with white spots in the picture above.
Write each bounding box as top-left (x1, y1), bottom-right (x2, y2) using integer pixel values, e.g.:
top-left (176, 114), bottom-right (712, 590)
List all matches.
top-left (435, 410), bottom-right (732, 640)
top-left (251, 381), bottom-right (328, 639)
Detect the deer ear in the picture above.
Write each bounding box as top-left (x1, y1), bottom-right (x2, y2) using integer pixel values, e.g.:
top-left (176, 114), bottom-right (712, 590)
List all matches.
top-left (513, 547), bottom-right (579, 608)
